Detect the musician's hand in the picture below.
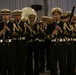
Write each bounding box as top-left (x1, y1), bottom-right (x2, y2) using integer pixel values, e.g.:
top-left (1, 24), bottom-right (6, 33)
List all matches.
top-left (56, 25), bottom-right (63, 33)
top-left (0, 29), bottom-right (5, 35)
top-left (52, 30), bottom-right (58, 37)
top-left (18, 26), bottom-right (22, 32)
top-left (4, 25), bottom-right (10, 31)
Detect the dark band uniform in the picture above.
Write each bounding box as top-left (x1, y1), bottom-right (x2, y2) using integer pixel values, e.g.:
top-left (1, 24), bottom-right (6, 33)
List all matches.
top-left (72, 15), bottom-right (76, 75)
top-left (39, 16), bottom-right (50, 73)
top-left (0, 9), bottom-right (15, 75)
top-left (12, 9), bottom-right (27, 75)
top-left (61, 12), bottom-right (76, 75)
top-left (65, 14), bottom-right (76, 75)
top-left (25, 14), bottom-right (43, 75)
top-left (47, 7), bottom-right (67, 75)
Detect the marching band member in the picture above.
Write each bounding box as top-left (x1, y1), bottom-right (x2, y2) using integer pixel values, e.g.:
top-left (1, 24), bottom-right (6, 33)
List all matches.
top-left (46, 7), bottom-right (67, 75)
top-left (12, 9), bottom-right (27, 75)
top-left (69, 14), bottom-right (76, 75)
top-left (39, 16), bottom-right (50, 73)
top-left (25, 13), bottom-right (41, 75)
top-left (63, 12), bottom-right (75, 75)
top-left (0, 9), bottom-right (15, 75)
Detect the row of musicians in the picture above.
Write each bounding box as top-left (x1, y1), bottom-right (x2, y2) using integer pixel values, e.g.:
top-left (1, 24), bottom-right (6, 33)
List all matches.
top-left (46, 7), bottom-right (76, 75)
top-left (0, 8), bottom-right (76, 75)
top-left (0, 9), bottom-right (51, 75)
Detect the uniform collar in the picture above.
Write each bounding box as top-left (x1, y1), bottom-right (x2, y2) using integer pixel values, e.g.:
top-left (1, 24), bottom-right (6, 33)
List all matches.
top-left (3, 20), bottom-right (10, 24)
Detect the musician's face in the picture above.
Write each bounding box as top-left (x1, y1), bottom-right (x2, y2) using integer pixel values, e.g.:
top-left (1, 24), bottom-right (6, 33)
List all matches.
top-left (61, 18), bottom-right (69, 22)
top-left (29, 17), bottom-right (35, 23)
top-left (42, 19), bottom-right (48, 25)
top-left (52, 13), bottom-right (61, 21)
top-left (14, 15), bottom-right (21, 21)
top-left (2, 14), bottom-right (10, 20)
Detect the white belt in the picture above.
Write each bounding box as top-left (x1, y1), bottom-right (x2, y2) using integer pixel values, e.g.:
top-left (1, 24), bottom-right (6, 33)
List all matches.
top-left (0, 39), bottom-right (3, 43)
top-left (4, 39), bottom-right (12, 43)
top-left (72, 38), bottom-right (76, 41)
top-left (51, 39), bottom-right (56, 42)
top-left (34, 38), bottom-right (39, 41)
top-left (51, 38), bottom-right (66, 42)
top-left (62, 39), bottom-right (66, 42)
top-left (18, 37), bottom-right (26, 40)
top-left (39, 39), bottom-right (44, 42)
top-left (66, 38), bottom-right (76, 42)
top-left (67, 38), bottom-right (72, 41)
